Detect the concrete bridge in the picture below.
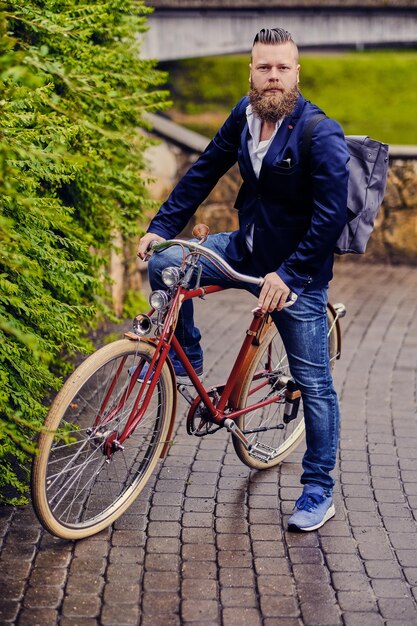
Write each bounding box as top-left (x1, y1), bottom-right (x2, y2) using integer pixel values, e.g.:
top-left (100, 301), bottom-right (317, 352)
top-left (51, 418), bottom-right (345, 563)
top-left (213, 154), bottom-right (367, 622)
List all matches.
top-left (141, 1), bottom-right (417, 60)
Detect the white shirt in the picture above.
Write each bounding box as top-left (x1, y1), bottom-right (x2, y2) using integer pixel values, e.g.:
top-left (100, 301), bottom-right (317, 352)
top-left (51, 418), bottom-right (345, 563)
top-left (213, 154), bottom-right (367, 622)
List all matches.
top-left (245, 104), bottom-right (282, 252)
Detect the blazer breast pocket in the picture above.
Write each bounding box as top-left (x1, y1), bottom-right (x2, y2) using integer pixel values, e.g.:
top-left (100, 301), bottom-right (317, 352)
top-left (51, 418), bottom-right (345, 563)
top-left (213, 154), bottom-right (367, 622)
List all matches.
top-left (270, 159), bottom-right (299, 175)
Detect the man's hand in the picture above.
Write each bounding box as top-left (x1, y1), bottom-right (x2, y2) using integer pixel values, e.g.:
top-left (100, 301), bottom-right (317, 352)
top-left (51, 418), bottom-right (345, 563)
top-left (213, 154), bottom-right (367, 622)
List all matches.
top-left (137, 233), bottom-right (165, 260)
top-left (258, 272), bottom-right (291, 313)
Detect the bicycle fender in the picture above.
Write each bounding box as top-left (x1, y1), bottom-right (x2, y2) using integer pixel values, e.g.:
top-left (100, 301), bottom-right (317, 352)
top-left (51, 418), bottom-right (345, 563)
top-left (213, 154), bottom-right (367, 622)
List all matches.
top-left (160, 355), bottom-right (178, 459)
top-left (228, 315), bottom-right (274, 408)
top-left (327, 303), bottom-right (342, 360)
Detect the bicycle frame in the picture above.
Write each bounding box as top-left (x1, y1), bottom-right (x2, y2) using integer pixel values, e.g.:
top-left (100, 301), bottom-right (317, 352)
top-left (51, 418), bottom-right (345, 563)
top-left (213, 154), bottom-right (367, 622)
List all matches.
top-left (114, 282), bottom-right (295, 456)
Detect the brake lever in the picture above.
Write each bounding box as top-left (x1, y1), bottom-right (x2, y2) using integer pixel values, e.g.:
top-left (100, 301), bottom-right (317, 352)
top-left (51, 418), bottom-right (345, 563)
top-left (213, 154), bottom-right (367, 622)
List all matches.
top-left (251, 291), bottom-right (298, 314)
top-left (143, 240), bottom-right (161, 262)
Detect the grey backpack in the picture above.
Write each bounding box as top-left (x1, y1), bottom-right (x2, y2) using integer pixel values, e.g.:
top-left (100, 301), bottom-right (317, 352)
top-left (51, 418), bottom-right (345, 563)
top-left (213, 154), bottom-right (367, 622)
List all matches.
top-left (303, 114), bottom-right (389, 255)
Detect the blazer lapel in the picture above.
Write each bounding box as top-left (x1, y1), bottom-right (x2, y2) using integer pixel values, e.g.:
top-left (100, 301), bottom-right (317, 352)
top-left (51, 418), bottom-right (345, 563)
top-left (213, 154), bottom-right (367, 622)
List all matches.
top-left (240, 122), bottom-right (258, 187)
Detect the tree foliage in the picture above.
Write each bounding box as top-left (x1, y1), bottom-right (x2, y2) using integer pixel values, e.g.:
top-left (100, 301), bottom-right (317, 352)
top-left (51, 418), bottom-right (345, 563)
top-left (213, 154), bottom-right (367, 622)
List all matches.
top-left (0, 0), bottom-right (167, 502)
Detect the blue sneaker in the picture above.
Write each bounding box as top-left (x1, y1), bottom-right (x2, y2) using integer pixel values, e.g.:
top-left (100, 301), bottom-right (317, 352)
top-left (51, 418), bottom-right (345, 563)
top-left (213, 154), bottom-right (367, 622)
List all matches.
top-left (287, 484), bottom-right (335, 532)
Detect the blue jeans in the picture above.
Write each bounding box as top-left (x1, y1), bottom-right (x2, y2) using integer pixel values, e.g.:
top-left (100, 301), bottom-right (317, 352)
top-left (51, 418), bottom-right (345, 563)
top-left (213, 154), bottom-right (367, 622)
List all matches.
top-left (148, 233), bottom-right (339, 490)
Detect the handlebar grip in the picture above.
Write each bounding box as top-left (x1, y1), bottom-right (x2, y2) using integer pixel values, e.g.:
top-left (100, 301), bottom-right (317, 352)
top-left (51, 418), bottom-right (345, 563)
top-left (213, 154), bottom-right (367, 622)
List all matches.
top-left (142, 239), bottom-right (162, 261)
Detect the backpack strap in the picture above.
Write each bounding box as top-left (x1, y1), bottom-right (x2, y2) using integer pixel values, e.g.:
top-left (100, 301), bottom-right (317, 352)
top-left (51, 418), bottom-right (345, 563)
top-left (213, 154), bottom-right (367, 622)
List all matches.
top-left (301, 113), bottom-right (327, 163)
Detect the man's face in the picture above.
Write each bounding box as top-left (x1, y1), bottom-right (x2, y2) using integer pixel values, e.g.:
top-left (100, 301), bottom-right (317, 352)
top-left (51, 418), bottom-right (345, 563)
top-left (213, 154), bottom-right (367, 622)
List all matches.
top-left (249, 41), bottom-right (300, 123)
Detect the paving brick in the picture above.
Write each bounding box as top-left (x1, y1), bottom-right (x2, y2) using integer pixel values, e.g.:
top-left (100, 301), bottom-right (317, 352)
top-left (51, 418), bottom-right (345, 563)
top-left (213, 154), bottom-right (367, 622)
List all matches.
top-left (260, 594), bottom-right (299, 617)
top-left (182, 560), bottom-right (218, 580)
top-left (0, 600), bottom-right (20, 624)
top-left (221, 587), bottom-right (257, 607)
top-left (219, 567), bottom-right (256, 588)
top-left (182, 578), bottom-right (218, 598)
top-left (378, 597), bottom-right (417, 620)
top-left (343, 612), bottom-right (384, 626)
top-left (17, 607), bottom-right (58, 625)
top-left (182, 598), bottom-right (219, 621)
top-left (216, 534), bottom-right (250, 551)
top-left (257, 574), bottom-right (295, 596)
top-left (143, 570), bottom-right (180, 592)
top-left (364, 560), bottom-right (402, 579)
top-left (182, 542), bottom-right (216, 561)
top-left (300, 600), bottom-right (341, 626)
top-left (394, 549), bottom-right (417, 567)
top-left (69, 558), bottom-right (106, 576)
top-left (142, 591), bottom-right (180, 615)
top-left (102, 583), bottom-right (140, 604)
top-left (141, 615), bottom-right (180, 626)
top-left (101, 603), bottom-right (140, 625)
top-left (251, 540), bottom-right (285, 558)
top-left (403, 568), bottom-right (417, 585)
top-left (23, 584), bottom-right (63, 609)
top-left (371, 579), bottom-right (410, 599)
top-left (66, 574), bottom-right (104, 595)
top-left (292, 563), bottom-right (329, 583)
top-left (61, 594), bottom-right (101, 618)
top-left (288, 547), bottom-right (323, 564)
top-left (332, 572), bottom-right (370, 591)
top-left (222, 607), bottom-right (262, 626)
top-left (337, 590), bottom-right (378, 612)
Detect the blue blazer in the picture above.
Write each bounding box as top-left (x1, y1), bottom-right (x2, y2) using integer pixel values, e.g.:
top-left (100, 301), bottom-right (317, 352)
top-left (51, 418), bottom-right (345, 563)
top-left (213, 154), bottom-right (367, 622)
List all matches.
top-left (148, 94), bottom-right (349, 294)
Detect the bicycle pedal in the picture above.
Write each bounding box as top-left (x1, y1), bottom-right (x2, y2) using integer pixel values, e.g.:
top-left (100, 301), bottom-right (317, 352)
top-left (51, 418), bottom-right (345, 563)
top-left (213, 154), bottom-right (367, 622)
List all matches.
top-left (249, 441), bottom-right (278, 463)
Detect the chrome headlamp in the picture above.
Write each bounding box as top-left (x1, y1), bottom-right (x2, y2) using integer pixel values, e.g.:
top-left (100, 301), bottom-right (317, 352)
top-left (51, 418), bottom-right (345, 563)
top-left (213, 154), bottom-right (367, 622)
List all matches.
top-left (161, 266), bottom-right (181, 288)
top-left (149, 290), bottom-right (170, 311)
top-left (133, 313), bottom-right (152, 336)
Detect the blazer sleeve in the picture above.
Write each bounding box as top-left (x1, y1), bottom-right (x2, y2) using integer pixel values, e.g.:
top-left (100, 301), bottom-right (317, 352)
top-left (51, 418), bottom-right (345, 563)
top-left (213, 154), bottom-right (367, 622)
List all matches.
top-left (147, 98), bottom-right (247, 239)
top-left (276, 117), bottom-right (349, 293)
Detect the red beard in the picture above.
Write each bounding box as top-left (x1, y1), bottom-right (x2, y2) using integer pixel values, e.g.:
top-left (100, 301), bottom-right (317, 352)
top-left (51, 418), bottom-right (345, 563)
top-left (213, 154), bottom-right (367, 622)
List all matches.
top-left (249, 84), bottom-right (299, 123)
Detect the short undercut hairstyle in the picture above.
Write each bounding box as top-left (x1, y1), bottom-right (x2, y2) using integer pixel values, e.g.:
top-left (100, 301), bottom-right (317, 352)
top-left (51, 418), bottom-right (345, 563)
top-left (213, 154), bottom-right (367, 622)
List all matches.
top-left (252, 27), bottom-right (299, 60)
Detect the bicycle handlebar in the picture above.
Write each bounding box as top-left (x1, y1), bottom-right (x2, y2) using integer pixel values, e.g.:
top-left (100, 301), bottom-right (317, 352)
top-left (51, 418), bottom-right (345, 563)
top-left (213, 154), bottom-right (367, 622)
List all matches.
top-left (150, 239), bottom-right (264, 287)
top-left (148, 238), bottom-right (298, 308)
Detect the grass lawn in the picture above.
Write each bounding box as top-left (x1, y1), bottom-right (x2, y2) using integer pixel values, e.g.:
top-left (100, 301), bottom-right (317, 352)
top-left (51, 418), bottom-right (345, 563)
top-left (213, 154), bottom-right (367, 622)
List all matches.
top-left (160, 50), bottom-right (417, 145)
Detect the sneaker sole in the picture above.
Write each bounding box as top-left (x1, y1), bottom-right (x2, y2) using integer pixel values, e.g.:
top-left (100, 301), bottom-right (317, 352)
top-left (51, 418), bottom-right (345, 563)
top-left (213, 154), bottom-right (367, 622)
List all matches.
top-left (288, 503), bottom-right (336, 532)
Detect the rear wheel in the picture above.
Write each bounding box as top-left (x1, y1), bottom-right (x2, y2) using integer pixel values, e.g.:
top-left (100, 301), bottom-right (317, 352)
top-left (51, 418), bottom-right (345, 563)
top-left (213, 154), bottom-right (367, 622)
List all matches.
top-left (31, 339), bottom-right (174, 539)
top-left (232, 311), bottom-right (338, 469)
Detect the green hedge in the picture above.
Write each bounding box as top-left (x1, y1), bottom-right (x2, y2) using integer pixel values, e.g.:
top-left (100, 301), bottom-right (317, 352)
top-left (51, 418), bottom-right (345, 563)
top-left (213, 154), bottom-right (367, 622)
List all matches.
top-left (0, 0), bottom-right (167, 503)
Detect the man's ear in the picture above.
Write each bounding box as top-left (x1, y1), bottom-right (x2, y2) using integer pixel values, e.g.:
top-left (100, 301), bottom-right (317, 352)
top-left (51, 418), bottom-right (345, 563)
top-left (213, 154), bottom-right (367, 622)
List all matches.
top-left (249, 63), bottom-right (252, 84)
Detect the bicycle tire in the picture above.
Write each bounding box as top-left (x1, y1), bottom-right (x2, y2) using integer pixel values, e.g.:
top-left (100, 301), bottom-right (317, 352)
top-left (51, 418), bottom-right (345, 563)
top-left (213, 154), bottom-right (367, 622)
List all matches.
top-left (232, 310), bottom-right (338, 470)
top-left (31, 339), bottom-right (174, 539)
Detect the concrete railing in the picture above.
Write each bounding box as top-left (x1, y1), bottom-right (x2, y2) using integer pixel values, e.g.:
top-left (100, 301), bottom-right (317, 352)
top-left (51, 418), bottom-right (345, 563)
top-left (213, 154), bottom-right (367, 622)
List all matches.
top-left (140, 7), bottom-right (417, 60)
top-left (144, 113), bottom-right (417, 160)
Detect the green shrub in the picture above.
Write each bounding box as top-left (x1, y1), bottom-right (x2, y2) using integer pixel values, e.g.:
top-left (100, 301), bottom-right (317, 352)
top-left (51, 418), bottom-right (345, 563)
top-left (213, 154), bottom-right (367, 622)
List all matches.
top-left (0, 0), bottom-right (168, 503)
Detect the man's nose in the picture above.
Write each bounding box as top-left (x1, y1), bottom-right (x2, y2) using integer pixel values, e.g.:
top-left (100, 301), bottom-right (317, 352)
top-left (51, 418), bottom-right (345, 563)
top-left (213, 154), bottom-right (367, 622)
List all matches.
top-left (268, 68), bottom-right (280, 81)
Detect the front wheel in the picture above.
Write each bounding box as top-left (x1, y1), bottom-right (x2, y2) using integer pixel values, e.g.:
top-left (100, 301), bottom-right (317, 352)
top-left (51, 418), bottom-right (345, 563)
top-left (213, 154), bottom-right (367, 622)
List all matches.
top-left (232, 310), bottom-right (338, 470)
top-left (31, 339), bottom-right (174, 539)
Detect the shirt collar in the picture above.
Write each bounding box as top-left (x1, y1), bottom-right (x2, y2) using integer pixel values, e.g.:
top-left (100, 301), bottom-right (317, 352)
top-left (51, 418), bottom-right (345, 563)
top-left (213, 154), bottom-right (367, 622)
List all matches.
top-left (245, 104), bottom-right (282, 146)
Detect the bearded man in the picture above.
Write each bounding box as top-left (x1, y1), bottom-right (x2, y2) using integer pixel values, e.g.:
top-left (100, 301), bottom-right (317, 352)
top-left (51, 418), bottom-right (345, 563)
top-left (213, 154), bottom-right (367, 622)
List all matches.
top-left (137, 28), bottom-right (349, 532)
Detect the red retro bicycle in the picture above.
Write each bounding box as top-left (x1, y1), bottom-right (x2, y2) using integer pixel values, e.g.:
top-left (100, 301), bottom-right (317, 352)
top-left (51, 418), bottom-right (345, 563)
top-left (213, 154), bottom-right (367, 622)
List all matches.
top-left (31, 226), bottom-right (346, 539)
